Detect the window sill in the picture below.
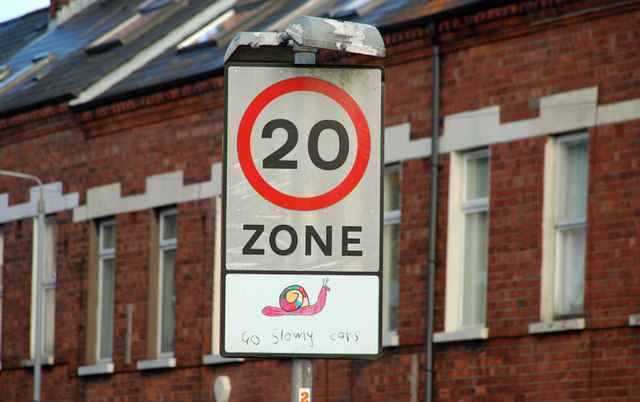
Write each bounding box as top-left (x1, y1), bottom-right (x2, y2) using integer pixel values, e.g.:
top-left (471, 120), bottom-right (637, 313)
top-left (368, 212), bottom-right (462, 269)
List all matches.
top-left (528, 318), bottom-right (585, 334)
top-left (21, 356), bottom-right (55, 367)
top-left (136, 357), bottom-right (176, 370)
top-left (202, 354), bottom-right (244, 365)
top-left (77, 362), bottom-right (115, 376)
top-left (382, 331), bottom-right (399, 347)
top-left (433, 327), bottom-right (489, 343)
top-left (629, 314), bottom-right (640, 326)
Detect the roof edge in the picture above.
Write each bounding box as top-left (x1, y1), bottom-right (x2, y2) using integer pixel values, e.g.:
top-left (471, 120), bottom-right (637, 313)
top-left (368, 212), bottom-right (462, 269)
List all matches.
top-left (378, 0), bottom-right (519, 34)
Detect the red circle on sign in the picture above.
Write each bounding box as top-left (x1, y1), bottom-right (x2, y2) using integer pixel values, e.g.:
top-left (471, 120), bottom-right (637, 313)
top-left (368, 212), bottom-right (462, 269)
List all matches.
top-left (237, 77), bottom-right (371, 211)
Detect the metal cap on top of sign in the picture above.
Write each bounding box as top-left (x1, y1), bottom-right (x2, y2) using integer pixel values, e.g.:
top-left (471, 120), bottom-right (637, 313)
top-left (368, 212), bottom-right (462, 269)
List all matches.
top-left (222, 63), bottom-right (383, 359)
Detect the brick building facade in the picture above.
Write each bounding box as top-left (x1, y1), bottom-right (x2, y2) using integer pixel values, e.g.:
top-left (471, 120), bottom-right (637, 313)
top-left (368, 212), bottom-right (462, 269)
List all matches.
top-left (0, 0), bottom-right (639, 400)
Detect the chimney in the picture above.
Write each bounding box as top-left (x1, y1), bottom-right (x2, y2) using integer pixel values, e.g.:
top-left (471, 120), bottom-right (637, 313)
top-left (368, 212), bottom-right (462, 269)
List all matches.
top-left (50, 0), bottom-right (71, 19)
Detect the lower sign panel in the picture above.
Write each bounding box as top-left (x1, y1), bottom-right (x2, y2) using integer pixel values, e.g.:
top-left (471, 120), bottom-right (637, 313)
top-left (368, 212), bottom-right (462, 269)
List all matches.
top-left (222, 273), bottom-right (380, 358)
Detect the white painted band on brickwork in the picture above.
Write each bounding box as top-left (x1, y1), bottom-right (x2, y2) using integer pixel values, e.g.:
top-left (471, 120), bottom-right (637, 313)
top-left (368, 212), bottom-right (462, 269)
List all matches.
top-left (442, 87), bottom-right (640, 153)
top-left (0, 182), bottom-right (79, 224)
top-left (384, 122), bottom-right (429, 163)
top-left (6, 88), bottom-right (637, 227)
top-left (73, 163), bottom-right (222, 222)
top-left (597, 99), bottom-right (640, 126)
top-left (71, 123), bottom-right (426, 222)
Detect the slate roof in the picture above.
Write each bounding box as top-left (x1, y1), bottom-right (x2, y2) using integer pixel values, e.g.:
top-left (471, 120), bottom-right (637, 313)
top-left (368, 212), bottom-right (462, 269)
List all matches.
top-left (0, 0), bottom-right (211, 114)
top-left (0, 8), bottom-right (50, 67)
top-left (0, 0), bottom-right (496, 116)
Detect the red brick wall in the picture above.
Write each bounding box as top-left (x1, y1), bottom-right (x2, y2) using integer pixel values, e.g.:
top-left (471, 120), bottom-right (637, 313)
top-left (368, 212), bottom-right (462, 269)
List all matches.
top-left (429, 2), bottom-right (640, 400)
top-left (587, 120), bottom-right (640, 326)
top-left (1, 1), bottom-right (639, 400)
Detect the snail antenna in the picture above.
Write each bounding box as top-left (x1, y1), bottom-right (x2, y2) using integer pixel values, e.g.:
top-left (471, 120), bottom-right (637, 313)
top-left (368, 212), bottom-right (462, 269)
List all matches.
top-left (322, 278), bottom-right (329, 287)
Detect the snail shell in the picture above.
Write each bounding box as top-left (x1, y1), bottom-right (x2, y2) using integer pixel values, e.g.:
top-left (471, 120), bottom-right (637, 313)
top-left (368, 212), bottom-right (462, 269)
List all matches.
top-left (279, 285), bottom-right (310, 312)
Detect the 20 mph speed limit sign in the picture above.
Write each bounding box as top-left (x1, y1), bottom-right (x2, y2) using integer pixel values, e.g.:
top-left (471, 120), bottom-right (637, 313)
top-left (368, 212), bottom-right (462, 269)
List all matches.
top-left (222, 64), bottom-right (383, 358)
top-left (224, 64), bottom-right (383, 273)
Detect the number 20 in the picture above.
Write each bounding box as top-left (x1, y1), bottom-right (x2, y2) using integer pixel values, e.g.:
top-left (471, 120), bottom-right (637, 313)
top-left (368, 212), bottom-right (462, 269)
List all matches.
top-left (262, 118), bottom-right (349, 171)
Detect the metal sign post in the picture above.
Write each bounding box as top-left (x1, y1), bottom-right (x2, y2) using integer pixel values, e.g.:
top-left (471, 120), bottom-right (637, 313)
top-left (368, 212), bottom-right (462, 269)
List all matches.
top-left (291, 42), bottom-right (315, 402)
top-left (222, 16), bottom-right (385, 402)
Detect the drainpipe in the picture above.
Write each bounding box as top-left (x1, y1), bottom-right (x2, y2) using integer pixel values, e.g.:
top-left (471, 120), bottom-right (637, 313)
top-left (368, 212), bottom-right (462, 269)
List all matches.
top-left (425, 20), bottom-right (440, 402)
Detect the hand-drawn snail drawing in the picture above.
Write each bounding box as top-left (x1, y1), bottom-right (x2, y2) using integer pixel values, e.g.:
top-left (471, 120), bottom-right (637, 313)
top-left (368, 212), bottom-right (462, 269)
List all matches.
top-left (262, 278), bottom-right (330, 317)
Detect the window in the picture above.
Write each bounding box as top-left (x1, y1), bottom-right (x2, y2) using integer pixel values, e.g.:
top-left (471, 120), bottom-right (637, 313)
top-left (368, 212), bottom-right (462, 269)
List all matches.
top-left (159, 210), bottom-right (177, 355)
top-left (382, 165), bottom-right (400, 346)
top-left (157, 209), bottom-right (177, 356)
top-left (460, 150), bottom-right (490, 327)
top-left (98, 220), bottom-right (116, 362)
top-left (29, 216), bottom-right (57, 364)
top-left (139, 209), bottom-right (177, 370)
top-left (436, 149), bottom-right (490, 342)
top-left (553, 135), bottom-right (588, 317)
top-left (531, 133), bottom-right (588, 334)
top-left (536, 134), bottom-right (589, 327)
top-left (79, 219), bottom-right (116, 375)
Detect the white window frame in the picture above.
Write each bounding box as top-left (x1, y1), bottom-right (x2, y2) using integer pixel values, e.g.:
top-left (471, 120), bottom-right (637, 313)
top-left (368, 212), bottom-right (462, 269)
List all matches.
top-left (98, 219), bottom-right (116, 363)
top-left (382, 164), bottom-right (401, 347)
top-left (28, 216), bottom-right (57, 365)
top-left (531, 133), bottom-right (588, 334)
top-left (460, 150), bottom-right (490, 328)
top-left (138, 209), bottom-right (178, 370)
top-left (78, 219), bottom-right (117, 376)
top-left (435, 149), bottom-right (490, 343)
top-left (157, 208), bottom-right (177, 358)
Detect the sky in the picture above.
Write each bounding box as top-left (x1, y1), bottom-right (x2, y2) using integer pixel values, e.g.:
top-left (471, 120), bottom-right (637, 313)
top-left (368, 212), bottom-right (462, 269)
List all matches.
top-left (0, 0), bottom-right (49, 24)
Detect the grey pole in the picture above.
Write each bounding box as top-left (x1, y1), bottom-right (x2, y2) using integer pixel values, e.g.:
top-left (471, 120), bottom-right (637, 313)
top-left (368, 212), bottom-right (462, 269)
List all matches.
top-left (34, 190), bottom-right (45, 401)
top-left (425, 21), bottom-right (440, 402)
top-left (0, 170), bottom-right (45, 401)
top-left (290, 41), bottom-right (316, 402)
top-left (291, 358), bottom-right (313, 401)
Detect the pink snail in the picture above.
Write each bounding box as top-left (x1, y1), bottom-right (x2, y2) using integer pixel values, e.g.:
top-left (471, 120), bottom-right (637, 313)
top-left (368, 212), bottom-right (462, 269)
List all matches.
top-left (262, 278), bottom-right (330, 317)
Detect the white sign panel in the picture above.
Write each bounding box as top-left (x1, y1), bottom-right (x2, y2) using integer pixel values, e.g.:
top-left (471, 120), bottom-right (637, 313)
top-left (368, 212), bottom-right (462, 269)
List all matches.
top-left (224, 274), bottom-right (379, 356)
top-left (222, 64), bottom-right (383, 358)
